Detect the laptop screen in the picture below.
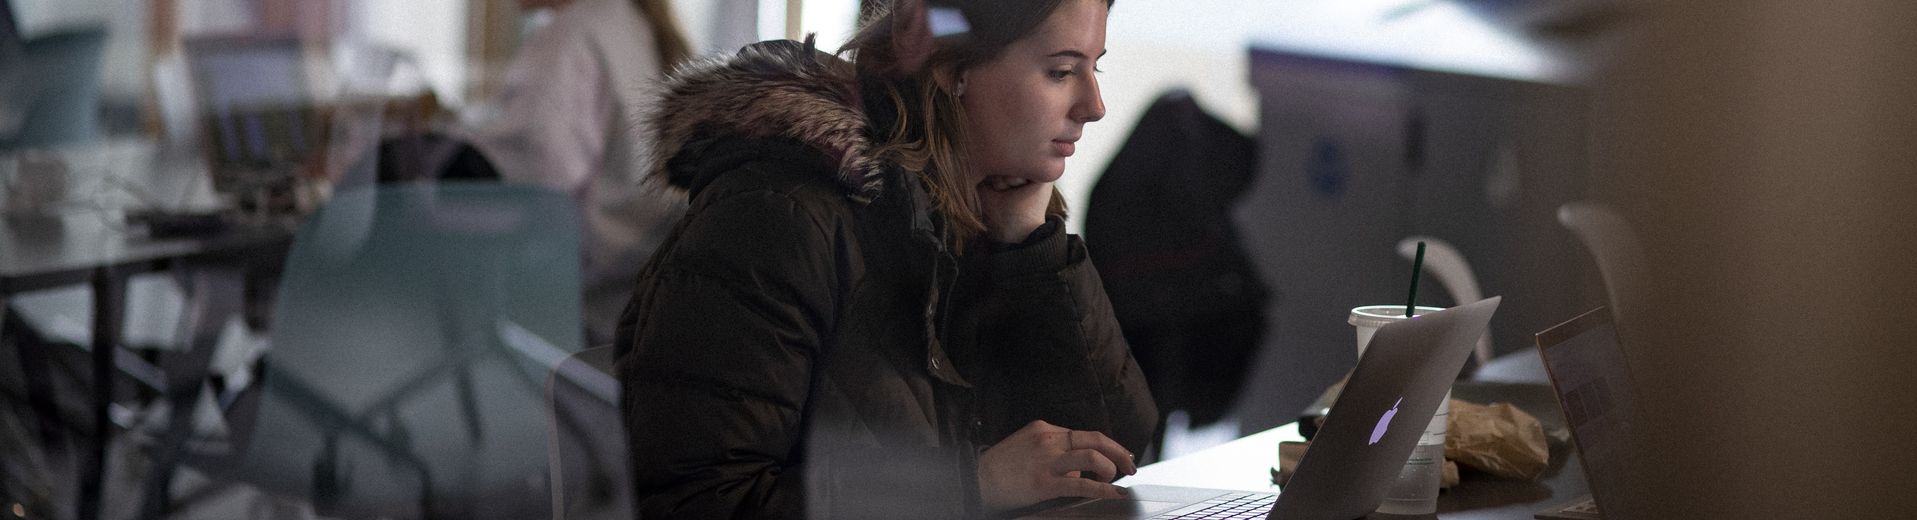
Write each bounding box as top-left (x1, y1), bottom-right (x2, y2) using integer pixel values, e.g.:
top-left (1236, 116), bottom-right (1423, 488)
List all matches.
top-left (1535, 307), bottom-right (1637, 512)
top-left (182, 35), bottom-right (314, 190)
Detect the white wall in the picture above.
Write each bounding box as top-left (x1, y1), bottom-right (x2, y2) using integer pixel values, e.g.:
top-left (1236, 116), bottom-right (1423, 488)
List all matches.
top-left (1060, 0), bottom-right (1266, 232)
top-left (175, 0), bottom-right (256, 35)
top-left (796, 0), bottom-right (857, 48)
top-left (346, 0), bottom-right (469, 105)
top-left (673, 0), bottom-right (758, 55)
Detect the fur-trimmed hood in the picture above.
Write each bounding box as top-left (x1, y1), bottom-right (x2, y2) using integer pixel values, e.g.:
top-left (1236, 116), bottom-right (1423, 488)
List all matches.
top-left (646, 38), bottom-right (886, 201)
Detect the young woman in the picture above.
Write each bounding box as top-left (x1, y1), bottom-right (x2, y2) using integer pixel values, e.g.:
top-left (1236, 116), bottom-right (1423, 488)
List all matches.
top-left (615, 0), bottom-right (1155, 517)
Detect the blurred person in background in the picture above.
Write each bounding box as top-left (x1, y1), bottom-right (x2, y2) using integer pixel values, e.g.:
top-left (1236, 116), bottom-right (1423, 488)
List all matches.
top-left (467, 0), bottom-right (691, 346)
top-left (614, 0), bottom-right (1156, 517)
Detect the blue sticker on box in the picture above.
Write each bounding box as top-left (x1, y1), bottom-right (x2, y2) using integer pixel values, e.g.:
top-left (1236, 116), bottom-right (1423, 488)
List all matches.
top-left (1308, 138), bottom-right (1348, 197)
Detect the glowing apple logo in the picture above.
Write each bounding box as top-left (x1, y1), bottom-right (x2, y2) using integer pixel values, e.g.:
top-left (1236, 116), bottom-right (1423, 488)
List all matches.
top-left (1369, 398), bottom-right (1402, 445)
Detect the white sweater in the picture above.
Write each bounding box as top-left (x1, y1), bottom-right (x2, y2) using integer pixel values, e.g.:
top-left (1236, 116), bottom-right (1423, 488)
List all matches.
top-left (469, 0), bottom-right (685, 346)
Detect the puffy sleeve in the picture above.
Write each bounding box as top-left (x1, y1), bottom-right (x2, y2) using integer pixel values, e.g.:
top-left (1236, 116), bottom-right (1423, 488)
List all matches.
top-left (967, 218), bottom-right (1160, 458)
top-left (617, 188), bottom-right (843, 518)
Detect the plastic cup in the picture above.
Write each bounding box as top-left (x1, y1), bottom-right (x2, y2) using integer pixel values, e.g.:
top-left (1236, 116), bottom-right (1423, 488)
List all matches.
top-left (1349, 305), bottom-right (1449, 515)
top-left (1349, 305), bottom-right (1445, 356)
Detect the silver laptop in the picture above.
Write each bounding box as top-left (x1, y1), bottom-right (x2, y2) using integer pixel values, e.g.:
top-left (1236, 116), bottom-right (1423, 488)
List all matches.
top-left (181, 35), bottom-right (316, 199)
top-left (1018, 297), bottom-right (1501, 520)
top-left (1532, 307), bottom-right (1637, 520)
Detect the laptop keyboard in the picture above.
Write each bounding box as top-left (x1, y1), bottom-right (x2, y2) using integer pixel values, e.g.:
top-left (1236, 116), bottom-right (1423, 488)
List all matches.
top-left (1152, 492), bottom-right (1277, 519)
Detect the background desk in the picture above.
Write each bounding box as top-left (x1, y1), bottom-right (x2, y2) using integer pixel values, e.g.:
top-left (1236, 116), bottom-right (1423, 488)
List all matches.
top-left (1119, 377), bottom-right (1584, 519)
top-left (2, 211), bottom-right (292, 520)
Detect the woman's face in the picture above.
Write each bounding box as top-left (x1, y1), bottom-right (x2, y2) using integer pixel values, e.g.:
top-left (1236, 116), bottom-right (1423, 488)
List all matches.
top-left (958, 0), bottom-right (1109, 184)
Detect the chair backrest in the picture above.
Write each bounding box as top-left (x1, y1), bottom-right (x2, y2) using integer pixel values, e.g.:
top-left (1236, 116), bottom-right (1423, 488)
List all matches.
top-left (1396, 236), bottom-right (1494, 366)
top-left (218, 181), bottom-right (583, 519)
top-left (1, 27), bottom-right (107, 148)
top-left (1556, 202), bottom-right (1647, 322)
top-left (545, 345), bottom-right (628, 520)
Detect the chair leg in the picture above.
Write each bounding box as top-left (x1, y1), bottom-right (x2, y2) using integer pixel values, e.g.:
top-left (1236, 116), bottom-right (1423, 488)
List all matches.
top-left (5, 304), bottom-right (68, 454)
top-left (140, 265), bottom-right (244, 520)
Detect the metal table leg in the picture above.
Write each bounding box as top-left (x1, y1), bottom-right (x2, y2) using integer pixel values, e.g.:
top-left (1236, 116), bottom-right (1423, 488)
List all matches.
top-left (140, 265), bottom-right (243, 519)
top-left (79, 267), bottom-right (124, 520)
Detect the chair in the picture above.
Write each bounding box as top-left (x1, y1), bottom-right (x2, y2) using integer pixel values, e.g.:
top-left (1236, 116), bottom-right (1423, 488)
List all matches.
top-left (1395, 237), bottom-right (1494, 367)
top-left (545, 345), bottom-right (628, 520)
top-left (1555, 202), bottom-right (1647, 321)
top-left (0, 27), bottom-right (107, 148)
top-left (196, 181), bottom-right (583, 519)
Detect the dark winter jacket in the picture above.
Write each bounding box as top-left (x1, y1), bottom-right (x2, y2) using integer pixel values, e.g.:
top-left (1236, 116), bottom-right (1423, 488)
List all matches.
top-left (613, 40), bottom-right (1158, 519)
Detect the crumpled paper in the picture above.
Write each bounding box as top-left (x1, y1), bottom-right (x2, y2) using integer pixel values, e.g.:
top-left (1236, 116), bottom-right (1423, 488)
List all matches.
top-left (1444, 399), bottom-right (1549, 480)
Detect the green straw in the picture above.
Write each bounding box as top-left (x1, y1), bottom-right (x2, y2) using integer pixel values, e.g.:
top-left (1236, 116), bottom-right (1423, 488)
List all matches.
top-left (1405, 241), bottom-right (1426, 318)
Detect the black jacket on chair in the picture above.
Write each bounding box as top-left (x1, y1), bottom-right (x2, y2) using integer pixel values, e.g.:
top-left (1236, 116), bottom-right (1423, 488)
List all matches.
top-left (1085, 90), bottom-right (1270, 428)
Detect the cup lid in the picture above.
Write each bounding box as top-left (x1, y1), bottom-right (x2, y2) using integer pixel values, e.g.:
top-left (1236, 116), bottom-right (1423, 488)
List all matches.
top-left (1349, 305), bottom-right (1447, 328)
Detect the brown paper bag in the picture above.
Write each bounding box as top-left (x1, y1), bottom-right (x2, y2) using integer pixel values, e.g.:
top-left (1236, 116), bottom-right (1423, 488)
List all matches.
top-left (1444, 399), bottom-right (1549, 480)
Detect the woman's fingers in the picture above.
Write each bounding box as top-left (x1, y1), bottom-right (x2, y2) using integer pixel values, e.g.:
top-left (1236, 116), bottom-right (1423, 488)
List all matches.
top-left (1066, 430), bottom-right (1138, 476)
top-left (1019, 419), bottom-right (1065, 437)
top-left (974, 178), bottom-right (1055, 242)
top-left (1052, 448), bottom-right (1120, 483)
top-left (979, 420), bottom-right (1141, 512)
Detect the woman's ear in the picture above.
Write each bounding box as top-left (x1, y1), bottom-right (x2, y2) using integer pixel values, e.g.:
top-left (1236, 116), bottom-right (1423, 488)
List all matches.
top-left (931, 64), bottom-right (966, 97)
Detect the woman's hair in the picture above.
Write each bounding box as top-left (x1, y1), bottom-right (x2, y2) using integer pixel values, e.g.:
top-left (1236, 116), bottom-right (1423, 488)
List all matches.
top-left (632, 0), bottom-right (693, 70)
top-left (845, 0), bottom-right (1112, 253)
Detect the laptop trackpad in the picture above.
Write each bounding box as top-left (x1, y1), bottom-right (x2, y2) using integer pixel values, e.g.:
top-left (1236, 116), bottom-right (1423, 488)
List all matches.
top-left (1046, 499), bottom-right (1185, 518)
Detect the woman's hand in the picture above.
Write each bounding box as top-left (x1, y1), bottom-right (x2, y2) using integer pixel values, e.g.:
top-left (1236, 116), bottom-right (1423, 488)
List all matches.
top-left (976, 176), bottom-right (1054, 244)
top-left (978, 420), bottom-right (1139, 513)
